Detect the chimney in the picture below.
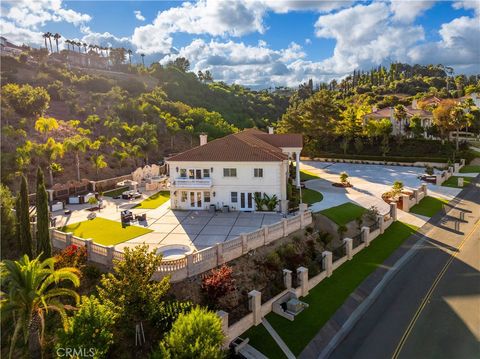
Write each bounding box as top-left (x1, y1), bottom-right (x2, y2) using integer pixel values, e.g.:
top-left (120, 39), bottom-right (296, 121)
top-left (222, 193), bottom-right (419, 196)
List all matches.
top-left (199, 133), bottom-right (208, 146)
top-left (268, 126), bottom-right (274, 134)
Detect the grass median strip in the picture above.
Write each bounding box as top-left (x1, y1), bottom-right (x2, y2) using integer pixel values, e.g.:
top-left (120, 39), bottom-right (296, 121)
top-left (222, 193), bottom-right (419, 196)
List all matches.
top-left (59, 217), bottom-right (153, 246)
top-left (459, 165), bottom-right (480, 173)
top-left (319, 202), bottom-right (366, 226)
top-left (410, 196), bottom-right (449, 217)
top-left (243, 221), bottom-right (418, 357)
top-left (441, 176), bottom-right (472, 188)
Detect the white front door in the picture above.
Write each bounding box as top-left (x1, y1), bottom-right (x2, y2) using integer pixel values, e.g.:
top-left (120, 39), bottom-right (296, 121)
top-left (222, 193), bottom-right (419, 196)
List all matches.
top-left (239, 192), bottom-right (254, 211)
top-left (189, 191), bottom-right (202, 209)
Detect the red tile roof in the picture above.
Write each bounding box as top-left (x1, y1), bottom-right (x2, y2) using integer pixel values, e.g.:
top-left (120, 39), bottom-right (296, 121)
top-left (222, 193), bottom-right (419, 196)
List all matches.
top-left (167, 128), bottom-right (302, 162)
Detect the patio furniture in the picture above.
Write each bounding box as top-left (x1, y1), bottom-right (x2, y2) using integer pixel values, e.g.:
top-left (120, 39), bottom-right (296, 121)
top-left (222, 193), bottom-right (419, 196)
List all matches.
top-left (64, 209), bottom-right (71, 215)
top-left (136, 213), bottom-right (147, 222)
top-left (209, 204), bottom-right (216, 213)
top-left (121, 210), bottom-right (134, 223)
top-left (87, 212), bottom-right (96, 220)
top-left (222, 205), bottom-right (229, 213)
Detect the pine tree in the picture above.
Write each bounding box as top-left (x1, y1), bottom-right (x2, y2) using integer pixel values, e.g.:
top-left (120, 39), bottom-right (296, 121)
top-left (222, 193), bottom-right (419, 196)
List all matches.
top-left (36, 167), bottom-right (51, 258)
top-left (17, 175), bottom-right (33, 257)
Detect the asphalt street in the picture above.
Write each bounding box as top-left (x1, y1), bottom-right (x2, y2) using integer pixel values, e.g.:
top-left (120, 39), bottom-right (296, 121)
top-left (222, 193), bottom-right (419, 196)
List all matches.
top-left (328, 175), bottom-right (480, 359)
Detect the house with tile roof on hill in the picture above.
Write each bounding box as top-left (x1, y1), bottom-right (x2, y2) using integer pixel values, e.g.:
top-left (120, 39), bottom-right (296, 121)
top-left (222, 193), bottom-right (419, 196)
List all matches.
top-left (166, 128), bottom-right (303, 213)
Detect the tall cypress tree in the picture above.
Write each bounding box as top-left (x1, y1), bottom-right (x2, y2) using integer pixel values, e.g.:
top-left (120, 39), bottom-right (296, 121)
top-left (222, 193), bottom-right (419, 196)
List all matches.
top-left (18, 175), bottom-right (33, 257)
top-left (36, 167), bottom-right (51, 258)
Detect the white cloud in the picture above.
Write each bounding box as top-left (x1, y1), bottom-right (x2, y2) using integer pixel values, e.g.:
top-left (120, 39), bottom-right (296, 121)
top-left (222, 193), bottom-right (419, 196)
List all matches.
top-left (453, 0), bottom-right (480, 14)
top-left (134, 10), bottom-right (145, 21)
top-left (314, 2), bottom-right (425, 73)
top-left (79, 26), bottom-right (133, 50)
top-left (259, 0), bottom-right (354, 13)
top-left (0, 20), bottom-right (44, 47)
top-left (390, 0), bottom-right (435, 23)
top-left (408, 14), bottom-right (480, 68)
top-left (3, 0), bottom-right (91, 28)
top-left (305, 38), bottom-right (312, 45)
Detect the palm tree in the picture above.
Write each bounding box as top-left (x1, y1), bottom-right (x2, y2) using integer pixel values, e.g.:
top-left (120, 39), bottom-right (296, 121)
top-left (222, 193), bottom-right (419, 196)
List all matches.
top-left (82, 43), bottom-right (87, 53)
top-left (91, 154), bottom-right (107, 180)
top-left (64, 135), bottom-right (90, 181)
top-left (46, 32), bottom-right (53, 53)
top-left (41, 138), bottom-right (64, 187)
top-left (65, 39), bottom-right (71, 51)
top-left (1, 254), bottom-right (80, 359)
top-left (34, 117), bottom-right (59, 142)
top-left (42, 33), bottom-right (49, 52)
top-left (76, 41), bottom-right (82, 53)
top-left (394, 104), bottom-right (407, 136)
top-left (140, 53), bottom-right (145, 67)
top-left (53, 33), bottom-right (61, 53)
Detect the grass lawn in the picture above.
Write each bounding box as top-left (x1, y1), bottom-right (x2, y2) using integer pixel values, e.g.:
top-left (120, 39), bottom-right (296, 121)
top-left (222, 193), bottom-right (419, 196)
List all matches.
top-left (102, 186), bottom-right (128, 198)
top-left (243, 221), bottom-right (418, 357)
top-left (60, 217), bottom-right (153, 246)
top-left (300, 169), bottom-right (321, 181)
top-left (441, 176), bottom-right (472, 188)
top-left (410, 196), bottom-right (449, 217)
top-left (459, 165), bottom-right (480, 173)
top-left (302, 188), bottom-right (323, 204)
top-left (133, 191), bottom-right (170, 209)
top-left (319, 202), bottom-right (366, 226)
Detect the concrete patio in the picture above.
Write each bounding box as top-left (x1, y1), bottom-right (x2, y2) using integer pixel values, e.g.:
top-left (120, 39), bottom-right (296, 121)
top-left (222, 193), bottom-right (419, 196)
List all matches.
top-left (115, 210), bottom-right (284, 252)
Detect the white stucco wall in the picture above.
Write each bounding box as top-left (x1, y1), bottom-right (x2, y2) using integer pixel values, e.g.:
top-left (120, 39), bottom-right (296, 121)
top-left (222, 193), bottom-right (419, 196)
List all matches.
top-left (167, 160), bottom-right (288, 211)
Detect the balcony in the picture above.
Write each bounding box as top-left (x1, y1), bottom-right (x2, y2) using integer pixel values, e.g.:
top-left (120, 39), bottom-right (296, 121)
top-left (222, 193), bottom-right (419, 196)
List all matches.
top-left (171, 177), bottom-right (212, 188)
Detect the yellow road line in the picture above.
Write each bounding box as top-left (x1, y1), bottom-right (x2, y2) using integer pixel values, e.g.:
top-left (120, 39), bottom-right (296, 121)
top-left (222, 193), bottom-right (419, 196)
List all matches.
top-left (391, 218), bottom-right (480, 359)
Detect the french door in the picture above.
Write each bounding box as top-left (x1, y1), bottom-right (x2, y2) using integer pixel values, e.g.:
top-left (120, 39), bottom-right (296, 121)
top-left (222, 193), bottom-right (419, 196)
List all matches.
top-left (239, 192), bottom-right (253, 211)
top-left (189, 191), bottom-right (202, 209)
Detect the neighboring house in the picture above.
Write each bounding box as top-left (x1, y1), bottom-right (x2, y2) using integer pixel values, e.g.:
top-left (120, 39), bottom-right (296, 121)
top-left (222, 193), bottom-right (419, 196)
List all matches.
top-left (166, 128), bottom-right (303, 213)
top-left (364, 105), bottom-right (433, 136)
top-left (0, 36), bottom-right (25, 57)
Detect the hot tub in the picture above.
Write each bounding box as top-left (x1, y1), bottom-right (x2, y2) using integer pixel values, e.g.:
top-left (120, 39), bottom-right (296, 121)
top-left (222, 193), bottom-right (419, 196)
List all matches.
top-left (156, 244), bottom-right (194, 260)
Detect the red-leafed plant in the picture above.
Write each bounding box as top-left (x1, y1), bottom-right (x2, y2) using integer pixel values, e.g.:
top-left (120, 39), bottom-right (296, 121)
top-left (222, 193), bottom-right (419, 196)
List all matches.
top-left (55, 244), bottom-right (87, 269)
top-left (201, 265), bottom-right (236, 307)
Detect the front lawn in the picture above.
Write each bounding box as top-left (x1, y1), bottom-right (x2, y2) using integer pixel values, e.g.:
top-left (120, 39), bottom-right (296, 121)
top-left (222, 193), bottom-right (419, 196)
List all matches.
top-left (410, 196), bottom-right (449, 217)
top-left (441, 176), bottom-right (472, 188)
top-left (302, 188), bottom-right (323, 205)
top-left (459, 165), bottom-right (480, 173)
top-left (59, 217), bottom-right (153, 246)
top-left (243, 221), bottom-right (418, 357)
top-left (319, 202), bottom-right (366, 226)
top-left (300, 169), bottom-right (321, 181)
top-left (133, 191), bottom-right (170, 209)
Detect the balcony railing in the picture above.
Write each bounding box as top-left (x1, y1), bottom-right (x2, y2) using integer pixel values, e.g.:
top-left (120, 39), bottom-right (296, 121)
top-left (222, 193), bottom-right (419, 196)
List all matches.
top-left (172, 178), bottom-right (212, 188)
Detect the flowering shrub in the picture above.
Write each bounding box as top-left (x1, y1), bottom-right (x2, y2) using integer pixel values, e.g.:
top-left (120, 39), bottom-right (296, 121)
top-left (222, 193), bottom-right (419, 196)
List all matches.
top-left (201, 265), bottom-right (236, 307)
top-left (55, 244), bottom-right (87, 269)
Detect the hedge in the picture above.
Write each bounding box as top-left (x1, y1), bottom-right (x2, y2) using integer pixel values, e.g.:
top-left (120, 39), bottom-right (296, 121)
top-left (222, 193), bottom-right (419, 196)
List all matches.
top-left (311, 153), bottom-right (459, 164)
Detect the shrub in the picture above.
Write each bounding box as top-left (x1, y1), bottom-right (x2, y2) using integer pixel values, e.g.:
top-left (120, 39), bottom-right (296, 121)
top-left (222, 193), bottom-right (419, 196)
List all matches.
top-left (57, 296), bottom-right (118, 359)
top-left (317, 231), bottom-right (332, 246)
top-left (337, 225), bottom-right (348, 237)
top-left (391, 180), bottom-right (404, 197)
top-left (365, 206), bottom-right (380, 222)
top-left (339, 171), bottom-right (349, 184)
top-left (1, 83), bottom-right (50, 117)
top-left (152, 307), bottom-right (225, 359)
top-left (264, 251), bottom-right (282, 271)
top-left (55, 245), bottom-right (87, 269)
top-left (149, 300), bottom-right (193, 332)
top-left (201, 265), bottom-right (236, 307)
top-left (425, 165), bottom-right (434, 175)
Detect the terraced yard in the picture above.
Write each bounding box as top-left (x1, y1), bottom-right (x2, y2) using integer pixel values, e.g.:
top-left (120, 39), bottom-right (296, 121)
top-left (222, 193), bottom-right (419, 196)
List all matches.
top-left (319, 202), bottom-right (366, 226)
top-left (410, 196), bottom-right (449, 217)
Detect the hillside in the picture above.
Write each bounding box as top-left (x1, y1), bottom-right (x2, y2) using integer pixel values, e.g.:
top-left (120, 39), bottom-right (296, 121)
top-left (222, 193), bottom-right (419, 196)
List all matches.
top-left (0, 55), bottom-right (290, 188)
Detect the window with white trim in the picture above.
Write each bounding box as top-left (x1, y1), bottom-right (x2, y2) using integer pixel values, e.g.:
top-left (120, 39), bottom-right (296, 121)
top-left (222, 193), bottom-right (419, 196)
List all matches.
top-left (254, 168), bottom-right (263, 178)
top-left (204, 191), bottom-right (211, 203)
top-left (223, 168), bottom-right (237, 177)
top-left (231, 192), bottom-right (238, 203)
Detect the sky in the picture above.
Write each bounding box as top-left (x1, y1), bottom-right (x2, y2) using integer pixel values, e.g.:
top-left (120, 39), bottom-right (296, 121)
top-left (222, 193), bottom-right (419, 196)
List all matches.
top-left (1, 0), bottom-right (479, 89)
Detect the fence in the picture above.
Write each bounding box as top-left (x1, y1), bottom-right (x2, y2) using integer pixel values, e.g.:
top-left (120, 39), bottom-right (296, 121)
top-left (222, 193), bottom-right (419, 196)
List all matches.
top-left (219, 212), bottom-right (394, 344)
top-left (50, 210), bottom-right (313, 283)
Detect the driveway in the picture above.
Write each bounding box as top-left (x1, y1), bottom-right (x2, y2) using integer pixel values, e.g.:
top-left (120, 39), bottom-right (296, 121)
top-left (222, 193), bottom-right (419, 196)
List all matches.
top-left (301, 161), bottom-right (461, 219)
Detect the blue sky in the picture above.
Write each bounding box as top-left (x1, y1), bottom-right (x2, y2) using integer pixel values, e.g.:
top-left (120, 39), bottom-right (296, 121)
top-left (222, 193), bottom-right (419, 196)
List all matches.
top-left (1, 1), bottom-right (479, 88)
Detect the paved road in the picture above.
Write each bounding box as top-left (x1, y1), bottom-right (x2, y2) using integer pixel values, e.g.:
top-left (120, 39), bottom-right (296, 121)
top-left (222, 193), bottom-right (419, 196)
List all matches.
top-left (328, 175), bottom-right (480, 359)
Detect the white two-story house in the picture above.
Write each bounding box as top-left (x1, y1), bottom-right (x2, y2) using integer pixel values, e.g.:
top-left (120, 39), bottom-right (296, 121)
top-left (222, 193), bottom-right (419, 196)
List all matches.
top-left (166, 128), bottom-right (303, 213)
